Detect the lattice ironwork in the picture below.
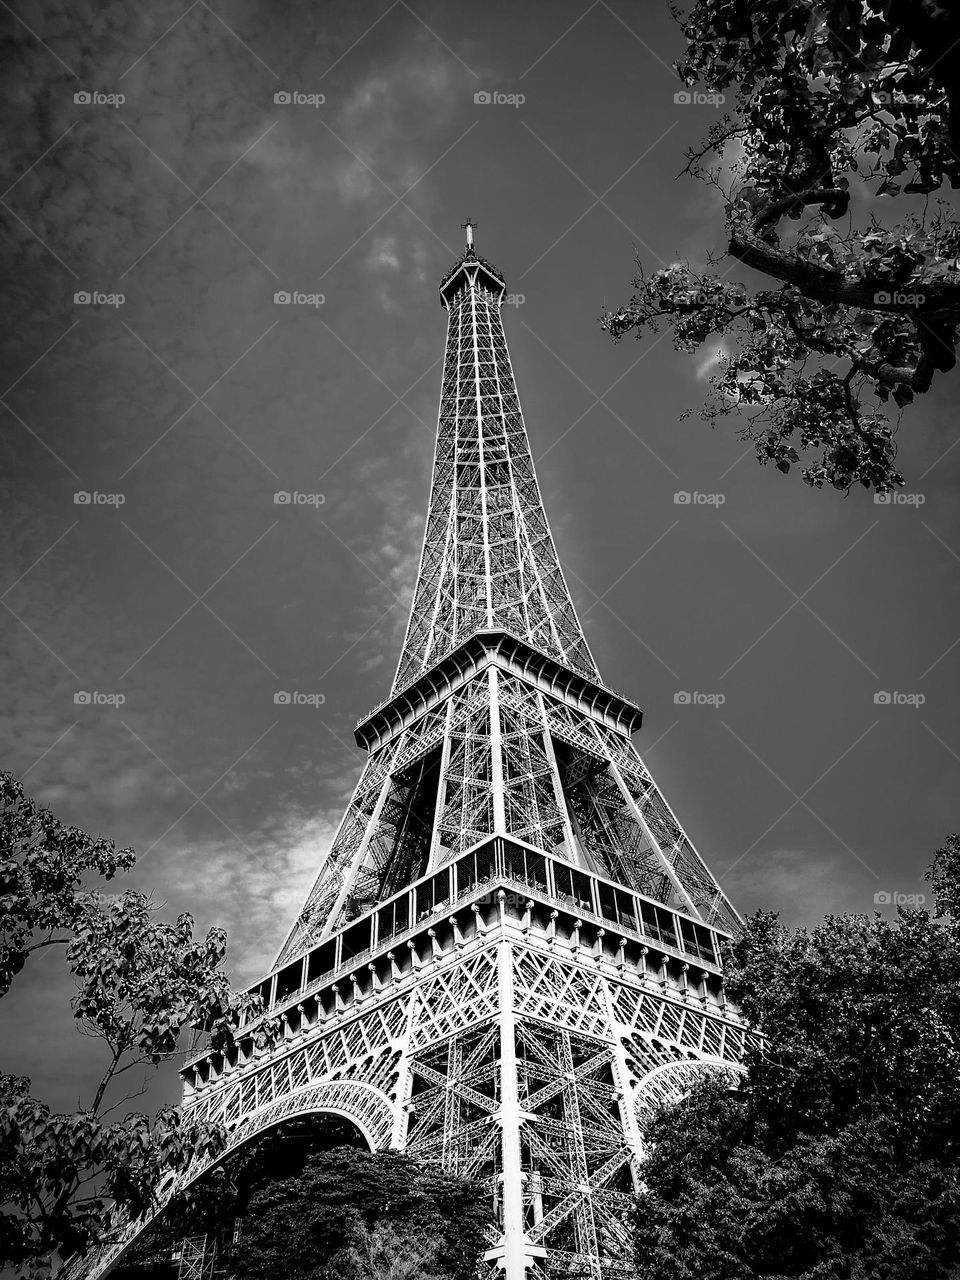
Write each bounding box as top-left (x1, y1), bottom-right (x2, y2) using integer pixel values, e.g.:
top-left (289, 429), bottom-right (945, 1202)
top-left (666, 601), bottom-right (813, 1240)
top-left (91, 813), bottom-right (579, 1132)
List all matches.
top-left (279, 661), bottom-right (739, 958)
top-left (393, 254), bottom-right (599, 691)
top-left (71, 233), bottom-right (754, 1280)
top-left (176, 1237), bottom-right (215, 1280)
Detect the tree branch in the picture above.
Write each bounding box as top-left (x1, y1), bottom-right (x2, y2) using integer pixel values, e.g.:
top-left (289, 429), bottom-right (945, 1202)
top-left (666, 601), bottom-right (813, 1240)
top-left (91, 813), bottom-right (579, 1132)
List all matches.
top-left (727, 230), bottom-right (960, 323)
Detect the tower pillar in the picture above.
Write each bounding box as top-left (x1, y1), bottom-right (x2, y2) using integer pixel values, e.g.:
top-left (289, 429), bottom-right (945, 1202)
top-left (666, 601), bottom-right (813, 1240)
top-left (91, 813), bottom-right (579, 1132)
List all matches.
top-left (495, 930), bottom-right (534, 1279)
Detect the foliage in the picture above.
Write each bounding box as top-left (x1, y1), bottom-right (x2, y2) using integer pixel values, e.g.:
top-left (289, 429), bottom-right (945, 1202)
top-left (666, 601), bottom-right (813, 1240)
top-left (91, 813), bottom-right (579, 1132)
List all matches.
top-left (631, 833), bottom-right (960, 1279)
top-left (226, 1148), bottom-right (489, 1280)
top-left (0, 1080), bottom-right (226, 1279)
top-left (0, 772), bottom-right (248, 1278)
top-left (113, 1121), bottom-right (490, 1280)
top-left (603, 1), bottom-right (960, 492)
top-left (1, 770), bottom-right (135, 996)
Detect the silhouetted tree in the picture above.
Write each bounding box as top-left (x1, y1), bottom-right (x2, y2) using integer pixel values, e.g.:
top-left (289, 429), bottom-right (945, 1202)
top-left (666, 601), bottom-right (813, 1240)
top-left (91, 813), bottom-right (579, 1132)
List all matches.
top-left (229, 1148), bottom-right (488, 1280)
top-left (605, 1), bottom-right (960, 493)
top-left (115, 1120), bottom-right (489, 1280)
top-left (631, 834), bottom-right (960, 1279)
top-left (0, 772), bottom-right (248, 1278)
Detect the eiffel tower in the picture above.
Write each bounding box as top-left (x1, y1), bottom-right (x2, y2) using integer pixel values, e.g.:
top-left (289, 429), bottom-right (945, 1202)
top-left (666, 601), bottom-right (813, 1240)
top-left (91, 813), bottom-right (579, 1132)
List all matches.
top-left (78, 226), bottom-right (756, 1280)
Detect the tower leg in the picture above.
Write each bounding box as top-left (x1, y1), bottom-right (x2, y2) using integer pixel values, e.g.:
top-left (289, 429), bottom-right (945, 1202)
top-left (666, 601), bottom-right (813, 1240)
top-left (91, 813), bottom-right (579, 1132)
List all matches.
top-left (496, 934), bottom-right (534, 1280)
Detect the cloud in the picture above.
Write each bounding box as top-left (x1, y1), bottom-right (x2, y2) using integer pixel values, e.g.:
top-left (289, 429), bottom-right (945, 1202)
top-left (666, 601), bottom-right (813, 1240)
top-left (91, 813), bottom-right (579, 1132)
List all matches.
top-left (724, 845), bottom-right (871, 927)
top-left (695, 341), bottom-right (728, 380)
top-left (367, 234), bottom-right (402, 272)
top-left (163, 804), bottom-right (346, 982)
top-left (242, 26), bottom-right (471, 216)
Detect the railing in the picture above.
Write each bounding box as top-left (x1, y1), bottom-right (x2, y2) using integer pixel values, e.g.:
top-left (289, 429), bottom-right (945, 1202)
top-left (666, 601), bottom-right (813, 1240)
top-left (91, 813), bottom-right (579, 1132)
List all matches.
top-left (226, 836), bottom-right (726, 1032)
top-left (356, 627), bottom-right (638, 733)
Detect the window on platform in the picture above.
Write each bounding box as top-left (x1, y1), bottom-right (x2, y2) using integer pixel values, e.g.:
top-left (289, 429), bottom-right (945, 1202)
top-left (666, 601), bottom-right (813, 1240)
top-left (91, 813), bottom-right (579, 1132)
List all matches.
top-left (341, 917), bottom-right (372, 962)
top-left (679, 918), bottom-right (718, 965)
top-left (307, 940), bottom-right (336, 985)
top-left (553, 862), bottom-right (595, 913)
top-left (276, 959), bottom-right (303, 1003)
top-left (640, 900), bottom-right (679, 950)
top-left (415, 869), bottom-right (452, 921)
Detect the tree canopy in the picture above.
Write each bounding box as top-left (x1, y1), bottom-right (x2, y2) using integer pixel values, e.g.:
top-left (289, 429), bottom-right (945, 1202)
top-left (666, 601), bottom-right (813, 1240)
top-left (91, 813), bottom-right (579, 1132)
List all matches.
top-left (0, 772), bottom-right (247, 1277)
top-left (117, 1123), bottom-right (490, 1280)
top-left (632, 833), bottom-right (960, 1279)
top-left (229, 1147), bottom-right (489, 1280)
top-left (604, 0), bottom-right (960, 492)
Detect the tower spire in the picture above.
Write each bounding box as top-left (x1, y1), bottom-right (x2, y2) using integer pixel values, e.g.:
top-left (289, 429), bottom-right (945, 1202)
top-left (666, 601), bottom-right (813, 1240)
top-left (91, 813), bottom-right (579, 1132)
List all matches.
top-left (461, 217), bottom-right (476, 249)
top-left (392, 240), bottom-right (599, 693)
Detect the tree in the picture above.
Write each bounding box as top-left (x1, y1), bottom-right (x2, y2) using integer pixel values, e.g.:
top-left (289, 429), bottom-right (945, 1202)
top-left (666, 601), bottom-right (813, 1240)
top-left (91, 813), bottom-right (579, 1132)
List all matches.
top-left (111, 1114), bottom-right (490, 1280)
top-left (120, 1136), bottom-right (491, 1280)
top-left (0, 772), bottom-right (249, 1278)
top-left (631, 833), bottom-right (960, 1279)
top-left (226, 1148), bottom-right (489, 1280)
top-left (603, 1), bottom-right (960, 492)
top-left (1, 770), bottom-right (134, 995)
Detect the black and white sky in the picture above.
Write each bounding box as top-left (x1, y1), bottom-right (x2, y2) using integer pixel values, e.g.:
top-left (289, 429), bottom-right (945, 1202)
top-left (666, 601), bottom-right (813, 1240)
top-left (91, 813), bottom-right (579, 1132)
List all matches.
top-left (2, 0), bottom-right (959, 1115)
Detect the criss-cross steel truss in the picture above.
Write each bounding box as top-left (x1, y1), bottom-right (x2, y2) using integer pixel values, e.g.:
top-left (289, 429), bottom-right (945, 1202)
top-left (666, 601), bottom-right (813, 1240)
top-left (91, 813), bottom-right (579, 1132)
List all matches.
top-left (74, 234), bottom-right (753, 1280)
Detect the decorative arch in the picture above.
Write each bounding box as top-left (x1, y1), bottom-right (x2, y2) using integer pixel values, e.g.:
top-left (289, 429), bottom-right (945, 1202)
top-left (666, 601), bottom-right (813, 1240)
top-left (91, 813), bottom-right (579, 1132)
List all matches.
top-left (221, 1078), bottom-right (393, 1155)
top-left (633, 1058), bottom-right (744, 1132)
top-left (74, 1081), bottom-right (396, 1280)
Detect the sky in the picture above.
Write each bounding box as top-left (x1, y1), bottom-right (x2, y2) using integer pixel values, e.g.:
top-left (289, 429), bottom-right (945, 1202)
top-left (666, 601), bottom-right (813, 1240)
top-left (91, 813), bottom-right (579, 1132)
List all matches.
top-left (2, 0), bottom-right (959, 1116)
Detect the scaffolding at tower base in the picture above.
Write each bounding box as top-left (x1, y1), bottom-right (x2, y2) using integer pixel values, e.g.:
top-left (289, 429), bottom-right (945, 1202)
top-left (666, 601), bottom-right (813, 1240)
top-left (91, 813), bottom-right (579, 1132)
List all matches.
top-left (174, 1237), bottom-right (215, 1280)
